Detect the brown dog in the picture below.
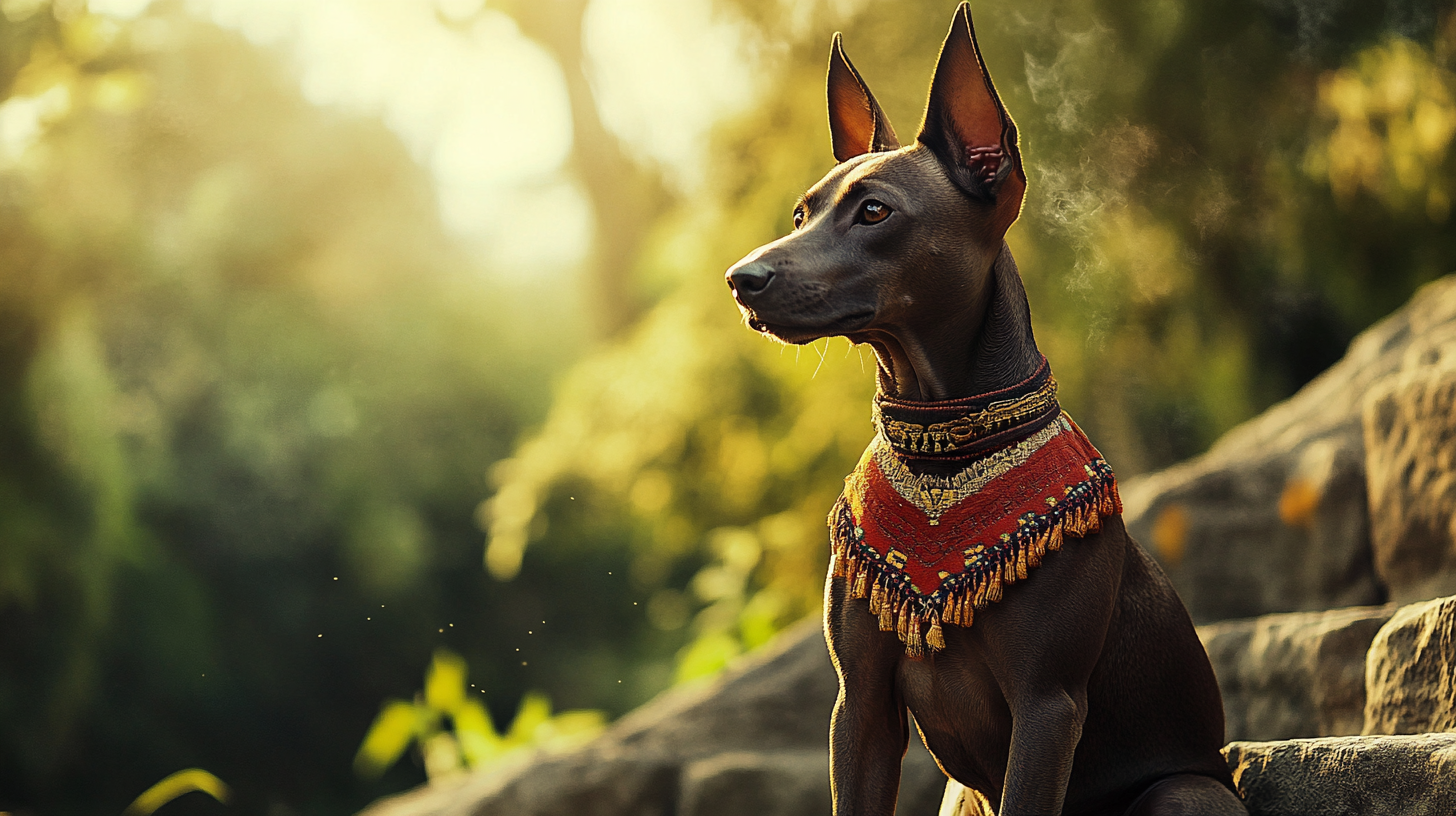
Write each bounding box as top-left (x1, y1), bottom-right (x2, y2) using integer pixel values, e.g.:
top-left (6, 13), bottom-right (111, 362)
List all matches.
top-left (725, 5), bottom-right (1248, 816)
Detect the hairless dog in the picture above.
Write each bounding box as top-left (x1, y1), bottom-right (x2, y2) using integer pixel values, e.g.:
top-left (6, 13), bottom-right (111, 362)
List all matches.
top-left (725, 5), bottom-right (1248, 816)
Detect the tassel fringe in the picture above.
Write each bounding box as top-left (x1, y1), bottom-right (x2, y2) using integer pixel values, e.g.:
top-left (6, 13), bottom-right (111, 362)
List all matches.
top-left (830, 468), bottom-right (1120, 658)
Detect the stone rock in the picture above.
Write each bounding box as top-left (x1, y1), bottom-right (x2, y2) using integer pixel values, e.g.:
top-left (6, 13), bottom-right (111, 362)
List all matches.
top-left (679, 751), bottom-right (829, 816)
top-left (1123, 275), bottom-right (1456, 622)
top-left (1363, 365), bottom-right (1456, 602)
top-left (1197, 605), bottom-right (1396, 741)
top-left (1224, 734), bottom-right (1456, 816)
top-left (358, 619), bottom-right (947, 816)
top-left (1364, 596), bottom-right (1456, 735)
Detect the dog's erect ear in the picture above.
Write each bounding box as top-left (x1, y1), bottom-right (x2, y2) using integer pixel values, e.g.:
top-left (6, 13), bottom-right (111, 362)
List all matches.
top-left (827, 33), bottom-right (900, 163)
top-left (917, 3), bottom-right (1026, 234)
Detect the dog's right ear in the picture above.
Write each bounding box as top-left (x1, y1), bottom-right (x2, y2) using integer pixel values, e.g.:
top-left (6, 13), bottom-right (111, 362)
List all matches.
top-left (827, 33), bottom-right (900, 163)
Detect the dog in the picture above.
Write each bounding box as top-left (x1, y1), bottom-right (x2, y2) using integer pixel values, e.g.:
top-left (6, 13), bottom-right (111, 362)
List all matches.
top-left (724, 5), bottom-right (1248, 816)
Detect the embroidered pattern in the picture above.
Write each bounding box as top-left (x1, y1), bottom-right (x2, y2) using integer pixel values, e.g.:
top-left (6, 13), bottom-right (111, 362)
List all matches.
top-left (829, 362), bottom-right (1121, 658)
top-left (861, 416), bottom-right (1067, 523)
top-left (875, 374), bottom-right (1059, 456)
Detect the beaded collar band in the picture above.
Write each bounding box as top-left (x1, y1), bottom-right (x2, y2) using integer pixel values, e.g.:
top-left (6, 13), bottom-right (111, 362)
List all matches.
top-left (830, 357), bottom-right (1121, 657)
top-left (873, 357), bottom-right (1061, 461)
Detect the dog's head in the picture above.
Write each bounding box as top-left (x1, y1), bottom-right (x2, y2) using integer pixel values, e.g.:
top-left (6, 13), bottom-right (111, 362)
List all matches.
top-left (726, 2), bottom-right (1026, 347)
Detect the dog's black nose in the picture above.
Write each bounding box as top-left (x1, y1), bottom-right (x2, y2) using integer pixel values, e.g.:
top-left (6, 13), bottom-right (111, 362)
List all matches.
top-left (728, 261), bottom-right (774, 295)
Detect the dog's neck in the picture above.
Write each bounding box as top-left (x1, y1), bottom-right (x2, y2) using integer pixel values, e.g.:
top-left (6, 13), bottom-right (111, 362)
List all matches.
top-left (870, 243), bottom-right (1042, 402)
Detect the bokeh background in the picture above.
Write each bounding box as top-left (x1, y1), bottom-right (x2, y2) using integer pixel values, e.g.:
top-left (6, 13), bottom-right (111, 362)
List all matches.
top-left (2, 0), bottom-right (1455, 812)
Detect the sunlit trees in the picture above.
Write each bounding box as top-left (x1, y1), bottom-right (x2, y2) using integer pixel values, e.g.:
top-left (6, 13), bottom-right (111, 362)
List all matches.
top-left (0, 2), bottom-right (568, 809)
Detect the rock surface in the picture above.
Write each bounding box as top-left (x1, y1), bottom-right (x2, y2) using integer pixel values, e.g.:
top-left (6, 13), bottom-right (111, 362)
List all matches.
top-left (1364, 595), bottom-right (1456, 735)
top-left (1123, 275), bottom-right (1456, 623)
top-left (1224, 734), bottom-right (1456, 816)
top-left (1363, 364), bottom-right (1456, 603)
top-left (1197, 605), bottom-right (1396, 741)
top-left (357, 620), bottom-right (945, 816)
top-left (679, 751), bottom-right (829, 816)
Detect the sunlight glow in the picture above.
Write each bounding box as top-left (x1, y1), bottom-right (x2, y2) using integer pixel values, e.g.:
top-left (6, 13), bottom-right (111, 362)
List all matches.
top-left (192, 0), bottom-right (586, 271)
top-left (181, 0), bottom-right (765, 273)
top-left (584, 0), bottom-right (759, 190)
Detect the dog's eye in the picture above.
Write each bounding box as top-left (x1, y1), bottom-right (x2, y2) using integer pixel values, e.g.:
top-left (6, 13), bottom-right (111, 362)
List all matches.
top-left (860, 200), bottom-right (891, 224)
top-left (792, 207), bottom-right (807, 229)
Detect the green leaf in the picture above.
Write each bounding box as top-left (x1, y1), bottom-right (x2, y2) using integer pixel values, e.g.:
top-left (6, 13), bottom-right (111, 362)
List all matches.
top-left (353, 700), bottom-right (419, 779)
top-left (123, 769), bottom-right (229, 816)
top-left (424, 648), bottom-right (467, 713)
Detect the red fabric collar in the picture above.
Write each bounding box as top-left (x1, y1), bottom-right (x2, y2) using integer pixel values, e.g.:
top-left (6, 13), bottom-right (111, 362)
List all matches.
top-left (831, 384), bottom-right (1120, 657)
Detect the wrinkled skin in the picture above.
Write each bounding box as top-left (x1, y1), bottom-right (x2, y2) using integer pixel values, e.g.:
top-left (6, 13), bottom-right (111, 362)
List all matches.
top-left (725, 6), bottom-right (1248, 816)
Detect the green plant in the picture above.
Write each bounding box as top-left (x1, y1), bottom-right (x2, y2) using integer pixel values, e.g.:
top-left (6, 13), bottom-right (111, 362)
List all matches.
top-left (354, 649), bottom-right (605, 781)
top-left (122, 769), bottom-right (229, 815)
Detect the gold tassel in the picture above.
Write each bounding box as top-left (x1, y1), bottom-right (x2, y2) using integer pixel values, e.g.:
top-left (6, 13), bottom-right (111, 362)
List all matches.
top-left (1017, 547), bottom-right (1029, 580)
top-left (852, 569), bottom-right (869, 598)
top-left (869, 580), bottom-right (884, 614)
top-left (879, 595), bottom-right (895, 631)
top-left (905, 634), bottom-right (924, 659)
top-left (907, 613), bottom-right (923, 656)
top-left (897, 599), bottom-right (912, 641)
top-left (961, 602), bottom-right (974, 627)
top-left (927, 617), bottom-right (945, 650)
top-left (986, 576), bottom-right (1002, 603)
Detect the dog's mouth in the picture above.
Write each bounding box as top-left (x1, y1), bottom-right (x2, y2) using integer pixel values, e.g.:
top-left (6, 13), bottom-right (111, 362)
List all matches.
top-left (746, 310), bottom-right (875, 344)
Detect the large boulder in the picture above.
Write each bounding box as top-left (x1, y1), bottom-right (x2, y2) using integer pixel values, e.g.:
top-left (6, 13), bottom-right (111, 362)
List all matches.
top-left (1197, 605), bottom-right (1396, 741)
top-left (1364, 595), bottom-right (1456, 735)
top-left (1363, 364), bottom-right (1456, 603)
top-left (1123, 275), bottom-right (1456, 623)
top-left (357, 619), bottom-right (946, 816)
top-left (1224, 734), bottom-right (1456, 816)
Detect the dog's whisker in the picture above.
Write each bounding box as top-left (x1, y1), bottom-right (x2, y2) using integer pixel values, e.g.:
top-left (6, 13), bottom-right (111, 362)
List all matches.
top-left (812, 338), bottom-right (829, 379)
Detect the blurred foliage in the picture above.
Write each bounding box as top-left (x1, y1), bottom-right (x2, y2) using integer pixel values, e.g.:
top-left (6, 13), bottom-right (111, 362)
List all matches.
top-left (2, 0), bottom-right (1456, 812)
top-left (354, 649), bottom-right (603, 782)
top-left (487, 0), bottom-right (1456, 681)
top-left (0, 1), bottom-right (609, 812)
top-left (124, 769), bottom-right (230, 816)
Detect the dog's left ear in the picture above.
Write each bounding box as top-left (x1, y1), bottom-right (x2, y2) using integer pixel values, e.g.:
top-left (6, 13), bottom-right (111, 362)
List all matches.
top-left (827, 33), bottom-right (900, 162)
top-left (917, 2), bottom-right (1026, 235)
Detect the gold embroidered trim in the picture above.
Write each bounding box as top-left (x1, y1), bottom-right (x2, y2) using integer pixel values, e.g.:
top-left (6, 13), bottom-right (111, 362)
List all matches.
top-left (865, 414), bottom-right (1069, 523)
top-left (875, 375), bottom-right (1059, 455)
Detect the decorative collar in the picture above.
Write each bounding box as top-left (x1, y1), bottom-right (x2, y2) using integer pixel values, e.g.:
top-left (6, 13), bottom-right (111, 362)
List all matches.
top-left (830, 359), bottom-right (1120, 658)
top-left (873, 357), bottom-right (1060, 461)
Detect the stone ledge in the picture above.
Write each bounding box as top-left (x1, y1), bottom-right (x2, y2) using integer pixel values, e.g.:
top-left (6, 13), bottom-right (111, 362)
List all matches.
top-left (1225, 734), bottom-right (1456, 816)
top-left (1198, 605), bottom-right (1397, 741)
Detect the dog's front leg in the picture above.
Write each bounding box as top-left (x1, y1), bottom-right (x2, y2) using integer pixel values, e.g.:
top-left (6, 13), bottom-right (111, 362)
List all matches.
top-left (826, 574), bottom-right (909, 816)
top-left (984, 526), bottom-right (1124, 815)
top-left (998, 685), bottom-right (1087, 815)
